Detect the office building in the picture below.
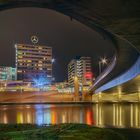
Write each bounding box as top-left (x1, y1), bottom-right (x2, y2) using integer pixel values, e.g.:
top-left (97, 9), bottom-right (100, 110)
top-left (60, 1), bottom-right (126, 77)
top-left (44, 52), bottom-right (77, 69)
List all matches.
top-left (79, 57), bottom-right (93, 86)
top-left (0, 67), bottom-right (16, 81)
top-left (68, 57), bottom-right (93, 88)
top-left (15, 44), bottom-right (52, 82)
top-left (68, 59), bottom-right (77, 86)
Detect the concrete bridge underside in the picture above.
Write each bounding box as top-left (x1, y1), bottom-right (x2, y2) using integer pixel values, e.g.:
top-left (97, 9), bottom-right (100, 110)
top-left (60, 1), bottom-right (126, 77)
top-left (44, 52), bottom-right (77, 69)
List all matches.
top-left (0, 0), bottom-right (140, 101)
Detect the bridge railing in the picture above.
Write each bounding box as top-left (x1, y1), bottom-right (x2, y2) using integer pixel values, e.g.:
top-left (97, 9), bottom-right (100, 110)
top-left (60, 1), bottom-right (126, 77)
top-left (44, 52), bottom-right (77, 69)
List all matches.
top-left (93, 55), bottom-right (117, 87)
top-left (95, 55), bottom-right (140, 93)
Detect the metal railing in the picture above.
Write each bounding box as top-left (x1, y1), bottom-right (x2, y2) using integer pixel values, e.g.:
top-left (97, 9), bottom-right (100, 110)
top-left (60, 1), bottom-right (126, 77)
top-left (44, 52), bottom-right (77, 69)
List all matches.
top-left (93, 55), bottom-right (117, 87)
top-left (95, 55), bottom-right (140, 93)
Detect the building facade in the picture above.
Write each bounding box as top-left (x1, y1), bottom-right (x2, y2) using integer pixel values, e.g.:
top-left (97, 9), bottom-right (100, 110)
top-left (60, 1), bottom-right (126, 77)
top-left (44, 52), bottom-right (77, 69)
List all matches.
top-left (68, 59), bottom-right (77, 86)
top-left (79, 57), bottom-right (93, 86)
top-left (15, 44), bottom-right (52, 82)
top-left (68, 57), bottom-right (93, 88)
top-left (0, 67), bottom-right (16, 81)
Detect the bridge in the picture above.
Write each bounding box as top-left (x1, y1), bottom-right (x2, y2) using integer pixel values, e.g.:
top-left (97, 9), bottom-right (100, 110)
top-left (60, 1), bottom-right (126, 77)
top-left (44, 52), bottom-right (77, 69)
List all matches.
top-left (0, 0), bottom-right (140, 102)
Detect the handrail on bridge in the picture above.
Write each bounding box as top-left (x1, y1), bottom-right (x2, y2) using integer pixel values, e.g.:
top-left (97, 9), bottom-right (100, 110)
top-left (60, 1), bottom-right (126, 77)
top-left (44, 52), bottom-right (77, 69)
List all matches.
top-left (93, 55), bottom-right (117, 87)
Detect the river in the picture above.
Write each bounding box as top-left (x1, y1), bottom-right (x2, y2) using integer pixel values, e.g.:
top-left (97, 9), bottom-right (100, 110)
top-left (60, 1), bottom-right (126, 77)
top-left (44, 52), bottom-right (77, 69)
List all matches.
top-left (0, 103), bottom-right (140, 128)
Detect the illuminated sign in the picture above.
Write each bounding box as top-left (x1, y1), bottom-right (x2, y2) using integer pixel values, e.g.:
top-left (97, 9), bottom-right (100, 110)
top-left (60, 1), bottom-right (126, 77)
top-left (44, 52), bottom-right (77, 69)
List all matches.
top-left (84, 73), bottom-right (92, 78)
top-left (31, 35), bottom-right (39, 44)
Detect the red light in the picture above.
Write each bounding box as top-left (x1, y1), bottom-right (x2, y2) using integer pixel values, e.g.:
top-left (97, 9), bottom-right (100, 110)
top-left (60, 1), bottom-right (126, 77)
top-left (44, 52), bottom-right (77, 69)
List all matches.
top-left (86, 109), bottom-right (93, 125)
top-left (84, 73), bottom-right (92, 78)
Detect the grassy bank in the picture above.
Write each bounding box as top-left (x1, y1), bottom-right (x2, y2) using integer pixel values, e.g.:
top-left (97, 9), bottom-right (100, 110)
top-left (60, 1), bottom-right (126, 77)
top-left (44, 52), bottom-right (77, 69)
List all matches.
top-left (0, 124), bottom-right (131, 140)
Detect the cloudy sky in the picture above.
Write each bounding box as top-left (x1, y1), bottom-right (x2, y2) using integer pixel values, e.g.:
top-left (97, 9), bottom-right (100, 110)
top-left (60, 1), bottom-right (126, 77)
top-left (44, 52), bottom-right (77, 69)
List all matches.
top-left (0, 7), bottom-right (115, 81)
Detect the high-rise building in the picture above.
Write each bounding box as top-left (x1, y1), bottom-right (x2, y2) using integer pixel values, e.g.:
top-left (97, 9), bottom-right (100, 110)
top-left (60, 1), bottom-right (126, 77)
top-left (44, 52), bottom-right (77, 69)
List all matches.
top-left (15, 44), bottom-right (52, 82)
top-left (79, 57), bottom-right (93, 86)
top-left (68, 59), bottom-right (77, 86)
top-left (0, 67), bottom-right (16, 81)
top-left (68, 57), bottom-right (93, 88)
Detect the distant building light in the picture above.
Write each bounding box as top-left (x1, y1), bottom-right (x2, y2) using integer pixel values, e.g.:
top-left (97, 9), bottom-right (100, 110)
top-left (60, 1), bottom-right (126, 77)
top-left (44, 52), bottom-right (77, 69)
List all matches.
top-left (52, 58), bottom-right (55, 63)
top-left (38, 47), bottom-right (42, 49)
top-left (84, 73), bottom-right (92, 78)
top-left (27, 60), bottom-right (32, 62)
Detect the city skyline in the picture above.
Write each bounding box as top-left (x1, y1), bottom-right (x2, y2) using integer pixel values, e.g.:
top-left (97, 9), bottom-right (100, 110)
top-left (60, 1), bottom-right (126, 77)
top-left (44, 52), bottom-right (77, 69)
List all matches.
top-left (0, 39), bottom-right (94, 85)
top-left (0, 7), bottom-right (115, 82)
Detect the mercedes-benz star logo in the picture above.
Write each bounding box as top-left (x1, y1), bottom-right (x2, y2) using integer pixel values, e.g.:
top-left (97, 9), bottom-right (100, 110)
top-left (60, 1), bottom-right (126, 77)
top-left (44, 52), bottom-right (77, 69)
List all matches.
top-left (31, 36), bottom-right (39, 44)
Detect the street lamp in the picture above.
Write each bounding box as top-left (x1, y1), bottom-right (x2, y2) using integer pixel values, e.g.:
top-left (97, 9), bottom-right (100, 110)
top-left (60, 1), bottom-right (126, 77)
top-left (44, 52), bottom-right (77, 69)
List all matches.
top-left (99, 57), bottom-right (107, 74)
top-left (52, 58), bottom-right (55, 63)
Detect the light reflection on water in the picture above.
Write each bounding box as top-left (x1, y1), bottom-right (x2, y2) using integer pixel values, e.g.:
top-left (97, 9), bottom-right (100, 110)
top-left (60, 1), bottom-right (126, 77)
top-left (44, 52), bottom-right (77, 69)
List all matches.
top-left (0, 103), bottom-right (140, 128)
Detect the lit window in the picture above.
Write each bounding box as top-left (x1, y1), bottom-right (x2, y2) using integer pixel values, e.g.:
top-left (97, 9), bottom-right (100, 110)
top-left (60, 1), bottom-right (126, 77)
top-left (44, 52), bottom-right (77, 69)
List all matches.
top-left (39, 47), bottom-right (42, 49)
top-left (18, 52), bottom-right (22, 55)
top-left (18, 60), bottom-right (22, 62)
top-left (39, 61), bottom-right (42, 63)
top-left (38, 64), bottom-right (42, 67)
top-left (27, 60), bottom-right (32, 62)
top-left (18, 56), bottom-right (23, 58)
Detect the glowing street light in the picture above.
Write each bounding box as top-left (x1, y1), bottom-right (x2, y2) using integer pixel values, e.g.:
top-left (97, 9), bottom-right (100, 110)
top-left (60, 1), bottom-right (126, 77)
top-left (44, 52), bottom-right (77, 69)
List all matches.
top-left (52, 58), bottom-right (55, 63)
top-left (101, 58), bottom-right (107, 64)
top-left (99, 57), bottom-right (108, 74)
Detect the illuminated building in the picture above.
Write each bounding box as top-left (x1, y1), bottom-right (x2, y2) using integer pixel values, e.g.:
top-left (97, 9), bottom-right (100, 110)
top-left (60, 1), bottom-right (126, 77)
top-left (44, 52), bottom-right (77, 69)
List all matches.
top-left (15, 44), bottom-right (52, 82)
top-left (0, 67), bottom-right (16, 81)
top-left (54, 82), bottom-right (69, 89)
top-left (68, 59), bottom-right (77, 86)
top-left (79, 57), bottom-right (93, 87)
top-left (68, 57), bottom-right (93, 88)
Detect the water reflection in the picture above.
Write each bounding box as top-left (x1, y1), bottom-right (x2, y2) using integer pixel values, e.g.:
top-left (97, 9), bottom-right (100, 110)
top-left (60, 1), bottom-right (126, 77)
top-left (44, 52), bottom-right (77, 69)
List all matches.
top-left (95, 104), bottom-right (103, 126)
top-left (0, 104), bottom-right (93, 125)
top-left (130, 104), bottom-right (140, 128)
top-left (92, 103), bottom-right (140, 128)
top-left (0, 103), bottom-right (140, 128)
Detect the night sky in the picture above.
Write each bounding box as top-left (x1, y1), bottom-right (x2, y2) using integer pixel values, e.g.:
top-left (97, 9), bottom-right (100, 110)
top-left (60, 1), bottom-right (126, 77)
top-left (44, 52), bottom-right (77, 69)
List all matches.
top-left (0, 7), bottom-right (115, 82)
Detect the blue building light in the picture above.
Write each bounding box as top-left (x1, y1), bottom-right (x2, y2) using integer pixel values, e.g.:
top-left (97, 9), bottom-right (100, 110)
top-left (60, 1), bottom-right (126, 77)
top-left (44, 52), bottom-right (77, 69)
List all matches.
top-left (32, 74), bottom-right (50, 88)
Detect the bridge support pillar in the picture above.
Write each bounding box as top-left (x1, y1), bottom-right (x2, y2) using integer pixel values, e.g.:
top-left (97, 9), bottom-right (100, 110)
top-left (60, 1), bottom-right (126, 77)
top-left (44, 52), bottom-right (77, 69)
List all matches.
top-left (118, 92), bottom-right (122, 102)
top-left (98, 92), bottom-right (102, 102)
top-left (74, 76), bottom-right (79, 101)
top-left (137, 93), bottom-right (140, 102)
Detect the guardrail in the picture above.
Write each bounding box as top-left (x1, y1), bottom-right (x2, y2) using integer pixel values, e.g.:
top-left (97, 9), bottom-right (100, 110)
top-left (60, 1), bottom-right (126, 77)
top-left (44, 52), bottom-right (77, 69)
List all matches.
top-left (93, 55), bottom-right (117, 87)
top-left (90, 29), bottom-right (140, 94)
top-left (95, 55), bottom-right (140, 93)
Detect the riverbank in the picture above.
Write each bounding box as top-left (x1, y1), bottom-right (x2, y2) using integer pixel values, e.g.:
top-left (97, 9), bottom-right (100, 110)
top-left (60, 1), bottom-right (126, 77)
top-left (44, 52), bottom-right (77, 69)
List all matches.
top-left (0, 92), bottom-right (92, 104)
top-left (0, 92), bottom-right (74, 103)
top-left (0, 123), bottom-right (133, 140)
top-left (0, 101), bottom-right (93, 105)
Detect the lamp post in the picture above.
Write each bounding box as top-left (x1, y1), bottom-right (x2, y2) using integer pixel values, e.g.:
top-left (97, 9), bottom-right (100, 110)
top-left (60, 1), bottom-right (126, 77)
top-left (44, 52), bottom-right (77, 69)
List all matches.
top-left (52, 58), bottom-right (55, 63)
top-left (99, 57), bottom-right (107, 75)
top-left (98, 57), bottom-right (107, 102)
